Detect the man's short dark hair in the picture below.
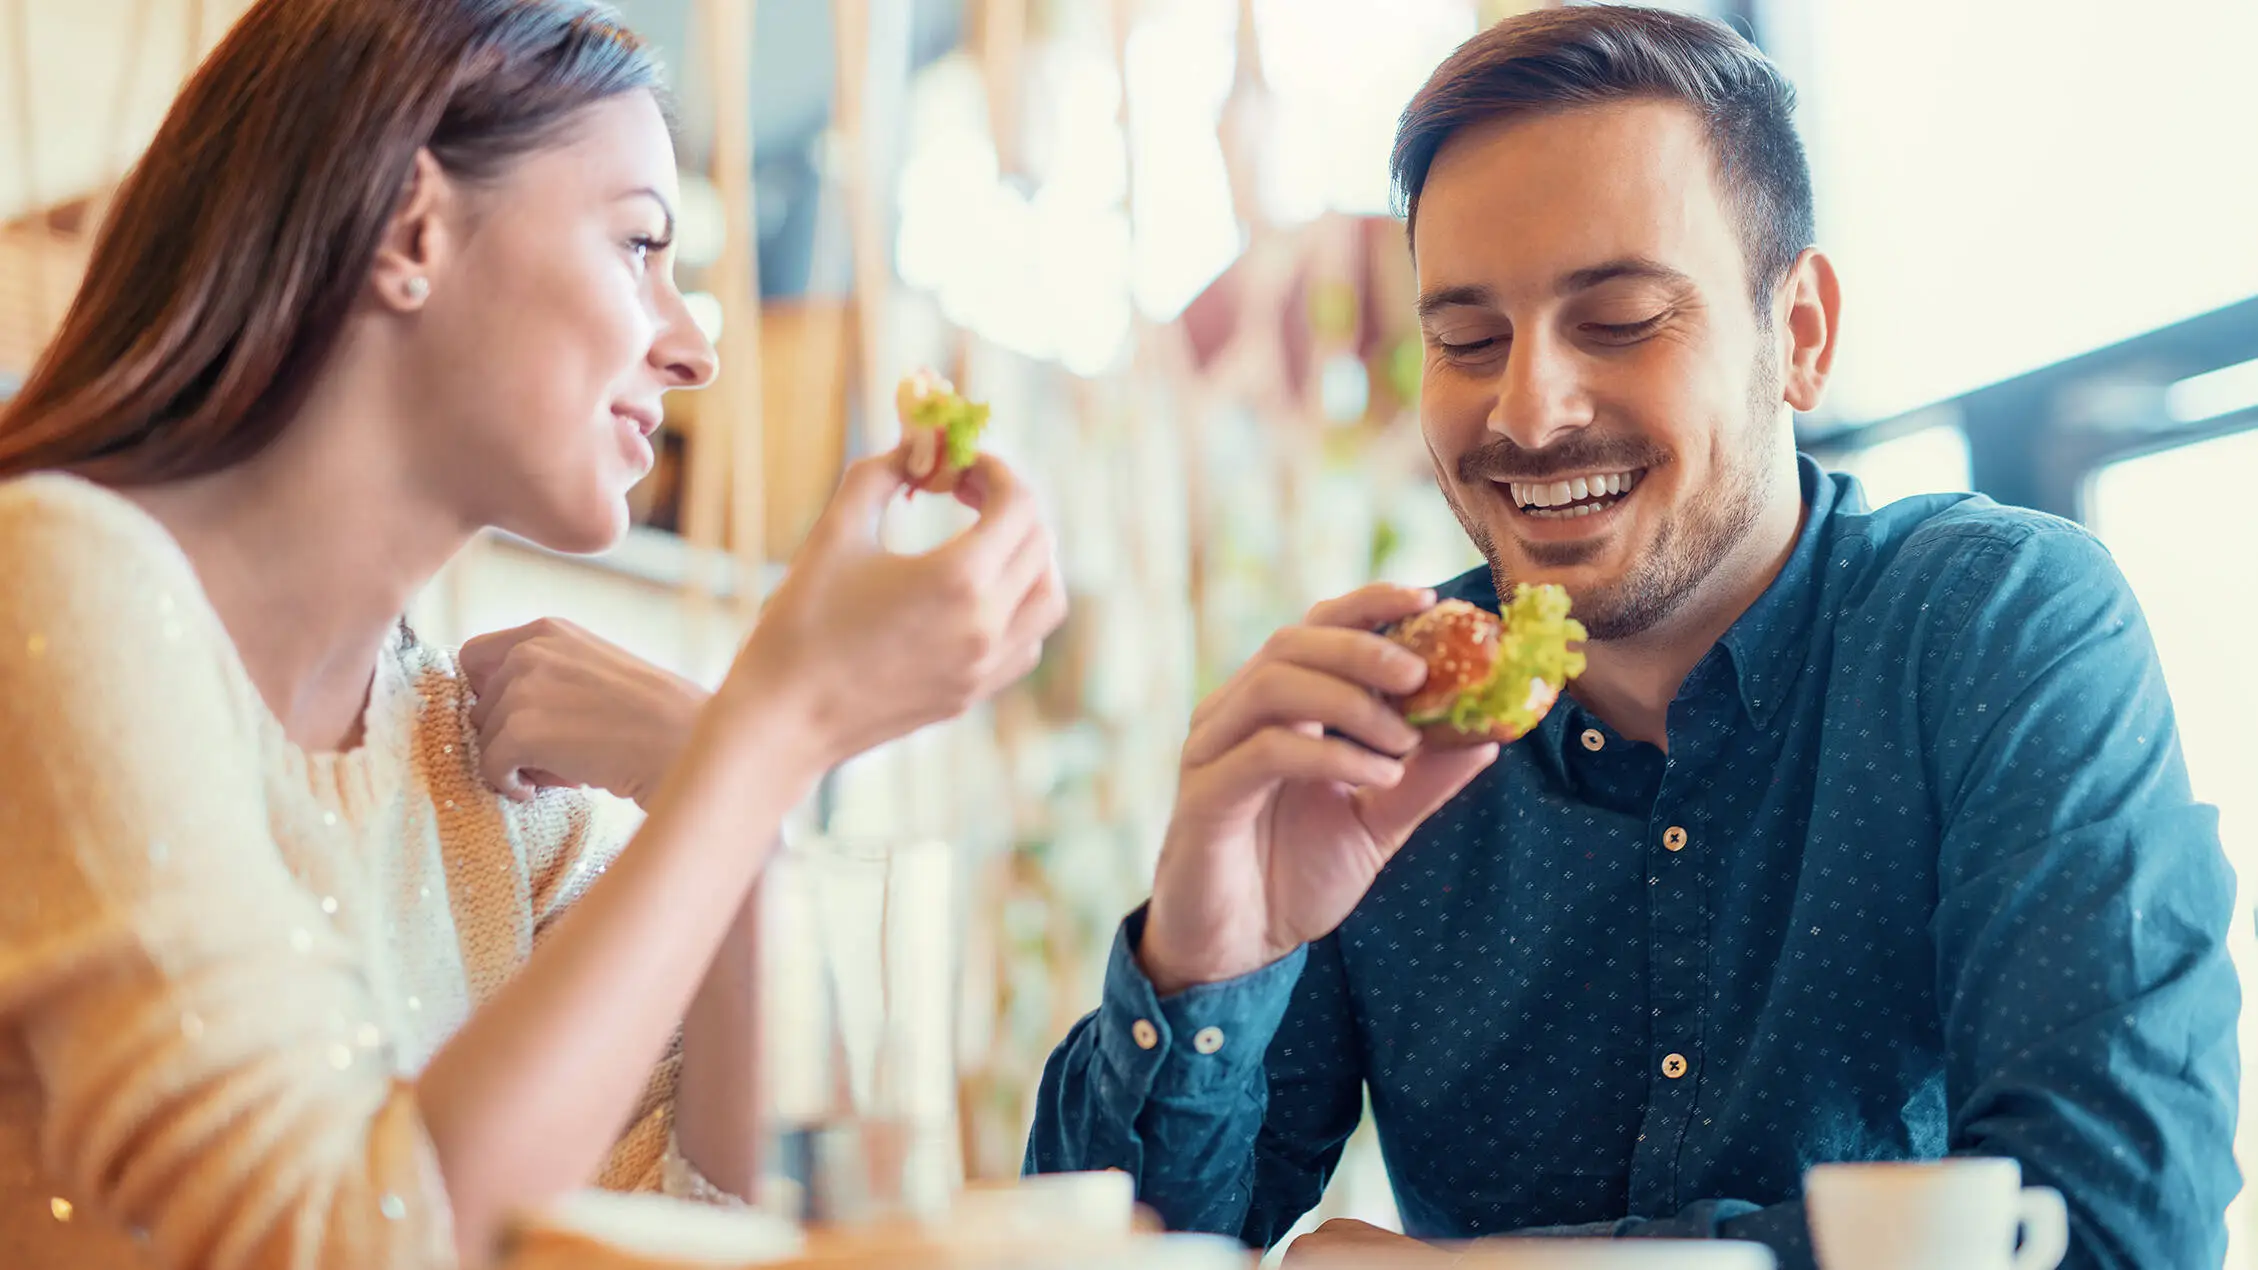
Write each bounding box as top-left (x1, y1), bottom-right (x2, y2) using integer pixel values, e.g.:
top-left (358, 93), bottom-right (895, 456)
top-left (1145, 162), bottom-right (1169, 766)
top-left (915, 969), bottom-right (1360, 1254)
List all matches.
top-left (1391, 5), bottom-right (1815, 307)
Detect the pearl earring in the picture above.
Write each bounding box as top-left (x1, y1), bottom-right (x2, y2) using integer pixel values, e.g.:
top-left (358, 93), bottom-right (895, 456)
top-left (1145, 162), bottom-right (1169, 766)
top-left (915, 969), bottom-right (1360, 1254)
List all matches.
top-left (403, 276), bottom-right (430, 303)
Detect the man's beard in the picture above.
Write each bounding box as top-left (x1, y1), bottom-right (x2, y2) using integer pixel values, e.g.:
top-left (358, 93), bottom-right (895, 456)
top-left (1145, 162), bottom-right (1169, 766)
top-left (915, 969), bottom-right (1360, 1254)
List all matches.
top-left (1440, 356), bottom-right (1783, 642)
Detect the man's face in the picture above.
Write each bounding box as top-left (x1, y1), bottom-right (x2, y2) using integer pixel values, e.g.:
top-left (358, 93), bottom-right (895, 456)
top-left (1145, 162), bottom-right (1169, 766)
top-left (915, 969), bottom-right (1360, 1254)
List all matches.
top-left (1413, 99), bottom-right (1795, 641)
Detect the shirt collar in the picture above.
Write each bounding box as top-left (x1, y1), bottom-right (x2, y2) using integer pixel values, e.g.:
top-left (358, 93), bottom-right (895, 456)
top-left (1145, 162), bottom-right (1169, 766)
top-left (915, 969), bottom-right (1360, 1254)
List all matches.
top-left (1433, 454), bottom-right (1863, 739)
top-left (1714, 454), bottom-right (1863, 729)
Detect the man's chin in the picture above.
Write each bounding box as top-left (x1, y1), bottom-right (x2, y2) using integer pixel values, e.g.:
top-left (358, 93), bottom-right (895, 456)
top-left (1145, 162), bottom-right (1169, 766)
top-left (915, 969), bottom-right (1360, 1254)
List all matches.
top-left (1485, 525), bottom-right (1630, 593)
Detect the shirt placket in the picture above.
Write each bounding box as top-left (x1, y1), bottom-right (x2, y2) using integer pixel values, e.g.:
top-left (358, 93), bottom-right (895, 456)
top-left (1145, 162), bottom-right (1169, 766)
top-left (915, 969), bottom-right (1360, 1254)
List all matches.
top-left (1627, 683), bottom-right (1726, 1216)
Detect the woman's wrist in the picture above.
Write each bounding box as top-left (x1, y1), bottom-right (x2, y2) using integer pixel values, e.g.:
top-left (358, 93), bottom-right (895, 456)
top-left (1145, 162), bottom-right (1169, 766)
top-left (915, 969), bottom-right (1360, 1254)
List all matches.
top-left (704, 651), bottom-right (840, 787)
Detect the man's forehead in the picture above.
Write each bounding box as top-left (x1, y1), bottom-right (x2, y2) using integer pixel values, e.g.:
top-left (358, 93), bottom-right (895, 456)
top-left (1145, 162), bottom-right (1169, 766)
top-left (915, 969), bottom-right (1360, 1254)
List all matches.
top-left (1410, 99), bottom-right (1738, 297)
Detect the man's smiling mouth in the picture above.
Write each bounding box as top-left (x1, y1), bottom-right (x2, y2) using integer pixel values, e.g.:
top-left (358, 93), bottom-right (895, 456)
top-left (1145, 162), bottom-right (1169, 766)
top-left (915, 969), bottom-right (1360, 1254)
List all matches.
top-left (1500, 468), bottom-right (1646, 519)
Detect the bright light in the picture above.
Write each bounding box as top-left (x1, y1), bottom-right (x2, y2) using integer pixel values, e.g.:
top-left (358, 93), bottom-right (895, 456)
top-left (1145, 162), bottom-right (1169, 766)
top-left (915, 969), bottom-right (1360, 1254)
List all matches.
top-left (1802, 0), bottom-right (2258, 423)
top-left (2168, 358), bottom-right (2258, 425)
top-left (1249, 0), bottom-right (1475, 222)
top-left (1832, 424), bottom-right (1972, 509)
top-left (682, 292), bottom-right (724, 342)
top-left (673, 173), bottom-right (728, 270)
top-left (1123, 0), bottom-right (1240, 322)
top-left (894, 49), bottom-right (1133, 373)
top-left (892, 0), bottom-right (1486, 361)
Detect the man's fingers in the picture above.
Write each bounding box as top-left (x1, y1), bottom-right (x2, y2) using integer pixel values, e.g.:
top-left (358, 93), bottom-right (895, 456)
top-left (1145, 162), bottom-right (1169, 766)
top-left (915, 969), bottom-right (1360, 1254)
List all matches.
top-left (1190, 624), bottom-right (1430, 737)
top-left (1185, 662), bottom-right (1421, 767)
top-left (1304, 583), bottom-right (1438, 632)
top-left (1189, 727), bottom-right (1406, 805)
top-left (1354, 743), bottom-right (1500, 852)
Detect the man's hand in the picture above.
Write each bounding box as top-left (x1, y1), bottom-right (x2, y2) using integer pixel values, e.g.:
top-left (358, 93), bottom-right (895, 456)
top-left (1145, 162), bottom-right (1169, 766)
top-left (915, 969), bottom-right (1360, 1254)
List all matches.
top-left (461, 617), bottom-right (708, 805)
top-left (1138, 584), bottom-right (1501, 995)
top-left (1283, 1218), bottom-right (1457, 1266)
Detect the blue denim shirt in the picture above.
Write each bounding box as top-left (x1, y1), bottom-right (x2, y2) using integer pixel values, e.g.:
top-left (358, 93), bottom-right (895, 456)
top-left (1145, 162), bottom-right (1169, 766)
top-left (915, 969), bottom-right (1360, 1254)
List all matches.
top-left (1026, 458), bottom-right (2239, 1269)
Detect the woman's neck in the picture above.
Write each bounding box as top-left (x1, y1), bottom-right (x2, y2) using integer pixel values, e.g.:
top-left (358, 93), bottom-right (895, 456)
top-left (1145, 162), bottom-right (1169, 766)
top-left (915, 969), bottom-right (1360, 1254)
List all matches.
top-left (129, 377), bottom-right (473, 753)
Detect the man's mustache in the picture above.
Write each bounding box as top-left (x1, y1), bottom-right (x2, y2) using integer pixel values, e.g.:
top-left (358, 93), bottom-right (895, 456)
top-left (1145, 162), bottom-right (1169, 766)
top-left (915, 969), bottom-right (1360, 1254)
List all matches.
top-left (1455, 434), bottom-right (1671, 485)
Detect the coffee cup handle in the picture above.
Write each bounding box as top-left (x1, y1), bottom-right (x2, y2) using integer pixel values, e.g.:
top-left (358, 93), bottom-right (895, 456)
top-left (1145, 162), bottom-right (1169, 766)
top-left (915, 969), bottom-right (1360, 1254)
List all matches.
top-left (2012, 1185), bottom-right (2069, 1270)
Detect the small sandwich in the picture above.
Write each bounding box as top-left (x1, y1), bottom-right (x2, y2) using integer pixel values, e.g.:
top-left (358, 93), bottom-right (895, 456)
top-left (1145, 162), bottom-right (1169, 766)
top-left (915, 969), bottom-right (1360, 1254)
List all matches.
top-left (896, 369), bottom-right (991, 495)
top-left (1386, 583), bottom-right (1587, 746)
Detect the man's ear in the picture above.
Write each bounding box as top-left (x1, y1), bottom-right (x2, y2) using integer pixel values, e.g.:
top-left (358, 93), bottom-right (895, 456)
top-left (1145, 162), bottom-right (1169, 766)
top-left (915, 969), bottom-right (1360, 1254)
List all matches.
top-left (1777, 248), bottom-right (1841, 414)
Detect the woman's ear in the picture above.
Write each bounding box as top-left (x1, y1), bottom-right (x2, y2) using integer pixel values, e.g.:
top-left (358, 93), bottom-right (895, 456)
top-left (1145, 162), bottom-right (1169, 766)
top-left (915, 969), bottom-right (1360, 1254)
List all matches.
top-left (368, 150), bottom-right (458, 313)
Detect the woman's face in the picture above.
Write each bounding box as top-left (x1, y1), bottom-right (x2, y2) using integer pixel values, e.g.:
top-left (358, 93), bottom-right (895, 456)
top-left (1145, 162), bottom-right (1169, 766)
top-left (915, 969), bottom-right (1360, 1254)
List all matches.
top-left (399, 90), bottom-right (716, 554)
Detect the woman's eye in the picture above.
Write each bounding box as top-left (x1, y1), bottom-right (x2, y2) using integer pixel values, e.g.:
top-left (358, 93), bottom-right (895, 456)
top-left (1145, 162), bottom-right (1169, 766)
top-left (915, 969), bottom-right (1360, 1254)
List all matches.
top-left (627, 235), bottom-right (672, 266)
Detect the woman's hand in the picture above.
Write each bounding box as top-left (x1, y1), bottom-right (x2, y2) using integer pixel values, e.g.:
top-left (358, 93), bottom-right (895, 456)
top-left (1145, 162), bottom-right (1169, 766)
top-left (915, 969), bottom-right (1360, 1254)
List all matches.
top-left (460, 618), bottom-right (709, 804)
top-left (724, 448), bottom-right (1066, 769)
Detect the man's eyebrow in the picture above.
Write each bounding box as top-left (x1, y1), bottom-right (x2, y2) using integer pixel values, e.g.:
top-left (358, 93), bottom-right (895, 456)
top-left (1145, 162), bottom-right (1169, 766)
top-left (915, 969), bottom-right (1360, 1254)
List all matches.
top-left (1555, 257), bottom-right (1694, 297)
top-left (1416, 260), bottom-right (1694, 319)
top-left (1416, 284), bottom-right (1496, 320)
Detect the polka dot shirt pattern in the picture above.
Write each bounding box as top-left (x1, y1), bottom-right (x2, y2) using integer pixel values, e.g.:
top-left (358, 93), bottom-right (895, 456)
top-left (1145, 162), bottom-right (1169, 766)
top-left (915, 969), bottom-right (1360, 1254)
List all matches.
top-left (1026, 458), bottom-right (2239, 1270)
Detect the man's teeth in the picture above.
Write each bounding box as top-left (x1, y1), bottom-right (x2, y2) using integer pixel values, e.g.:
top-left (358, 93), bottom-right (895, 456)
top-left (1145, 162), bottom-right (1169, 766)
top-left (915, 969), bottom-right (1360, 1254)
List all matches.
top-left (1507, 469), bottom-right (1642, 515)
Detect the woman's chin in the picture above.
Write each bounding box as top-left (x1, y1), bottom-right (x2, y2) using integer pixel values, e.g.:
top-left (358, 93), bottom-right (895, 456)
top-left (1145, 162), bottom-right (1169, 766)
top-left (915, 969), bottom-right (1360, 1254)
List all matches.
top-left (503, 496), bottom-right (633, 558)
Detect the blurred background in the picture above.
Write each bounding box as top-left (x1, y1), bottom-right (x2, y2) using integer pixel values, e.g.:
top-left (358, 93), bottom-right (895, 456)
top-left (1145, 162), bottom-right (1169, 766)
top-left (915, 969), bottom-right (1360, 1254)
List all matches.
top-left (3, 0), bottom-right (2254, 1259)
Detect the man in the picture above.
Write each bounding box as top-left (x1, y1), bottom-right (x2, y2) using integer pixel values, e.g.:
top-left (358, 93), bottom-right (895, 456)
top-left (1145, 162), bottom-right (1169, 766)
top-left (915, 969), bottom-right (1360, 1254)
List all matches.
top-left (1024, 7), bottom-right (2239, 1268)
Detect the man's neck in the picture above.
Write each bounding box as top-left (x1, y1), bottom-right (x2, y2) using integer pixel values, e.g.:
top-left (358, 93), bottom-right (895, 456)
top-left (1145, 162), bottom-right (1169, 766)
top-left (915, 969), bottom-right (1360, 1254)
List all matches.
top-left (128, 367), bottom-right (472, 752)
top-left (1568, 478), bottom-right (1808, 751)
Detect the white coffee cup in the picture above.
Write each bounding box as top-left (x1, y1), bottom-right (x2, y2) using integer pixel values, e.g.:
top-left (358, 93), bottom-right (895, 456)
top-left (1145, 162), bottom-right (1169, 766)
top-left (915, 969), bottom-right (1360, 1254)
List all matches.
top-left (1446, 1241), bottom-right (1775, 1268)
top-left (1805, 1159), bottom-right (2068, 1270)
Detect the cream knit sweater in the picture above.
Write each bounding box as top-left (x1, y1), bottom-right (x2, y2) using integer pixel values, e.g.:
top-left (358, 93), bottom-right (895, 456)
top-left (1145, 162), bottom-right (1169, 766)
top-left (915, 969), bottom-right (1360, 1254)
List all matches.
top-left (0, 474), bottom-right (687, 1269)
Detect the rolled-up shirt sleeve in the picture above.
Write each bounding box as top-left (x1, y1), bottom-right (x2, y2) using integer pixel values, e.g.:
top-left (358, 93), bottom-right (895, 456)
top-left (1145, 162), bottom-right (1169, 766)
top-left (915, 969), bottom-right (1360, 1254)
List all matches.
top-left (1025, 907), bottom-right (1366, 1245)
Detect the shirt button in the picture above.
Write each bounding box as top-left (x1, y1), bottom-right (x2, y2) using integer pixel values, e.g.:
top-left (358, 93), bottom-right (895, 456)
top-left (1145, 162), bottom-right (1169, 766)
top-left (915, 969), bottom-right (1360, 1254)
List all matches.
top-left (1663, 826), bottom-right (1688, 852)
top-left (1580, 728), bottom-right (1605, 752)
top-left (1193, 1026), bottom-right (1226, 1055)
top-left (1131, 1018), bottom-right (1159, 1050)
top-left (1662, 1052), bottom-right (1689, 1079)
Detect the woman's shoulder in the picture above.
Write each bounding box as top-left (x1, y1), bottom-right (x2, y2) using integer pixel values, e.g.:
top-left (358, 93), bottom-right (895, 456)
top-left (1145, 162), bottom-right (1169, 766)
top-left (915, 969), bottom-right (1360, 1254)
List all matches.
top-left (0, 472), bottom-right (220, 656)
top-left (0, 471), bottom-right (198, 571)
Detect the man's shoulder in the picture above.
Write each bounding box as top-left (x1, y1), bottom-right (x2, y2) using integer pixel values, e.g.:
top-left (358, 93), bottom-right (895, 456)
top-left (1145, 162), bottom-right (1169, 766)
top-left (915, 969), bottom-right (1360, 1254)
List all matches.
top-left (1833, 492), bottom-right (2123, 618)
top-left (1823, 492), bottom-right (2141, 690)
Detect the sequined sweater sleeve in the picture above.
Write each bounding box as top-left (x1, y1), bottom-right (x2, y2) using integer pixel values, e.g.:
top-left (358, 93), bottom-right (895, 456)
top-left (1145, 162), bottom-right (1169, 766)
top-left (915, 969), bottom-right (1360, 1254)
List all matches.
top-left (0, 477), bottom-right (460, 1269)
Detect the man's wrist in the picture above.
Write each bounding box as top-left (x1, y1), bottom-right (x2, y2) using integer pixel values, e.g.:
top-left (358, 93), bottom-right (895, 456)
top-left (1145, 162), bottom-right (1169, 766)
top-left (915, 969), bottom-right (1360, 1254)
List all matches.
top-left (1097, 908), bottom-right (1308, 1104)
top-left (1135, 908), bottom-right (1291, 998)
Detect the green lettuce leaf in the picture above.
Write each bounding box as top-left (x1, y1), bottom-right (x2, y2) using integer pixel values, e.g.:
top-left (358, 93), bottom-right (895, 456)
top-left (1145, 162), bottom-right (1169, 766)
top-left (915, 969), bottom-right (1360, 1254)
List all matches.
top-left (1431, 583), bottom-right (1587, 738)
top-left (905, 388), bottom-right (991, 472)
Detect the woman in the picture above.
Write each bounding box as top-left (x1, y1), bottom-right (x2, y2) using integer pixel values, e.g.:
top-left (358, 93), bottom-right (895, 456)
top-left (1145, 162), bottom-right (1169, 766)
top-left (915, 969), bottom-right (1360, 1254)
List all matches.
top-left (0, 2), bottom-right (1064, 1267)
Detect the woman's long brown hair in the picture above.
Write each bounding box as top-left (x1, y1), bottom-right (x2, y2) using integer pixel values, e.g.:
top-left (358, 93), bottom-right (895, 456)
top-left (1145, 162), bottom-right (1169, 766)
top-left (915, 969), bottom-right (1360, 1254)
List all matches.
top-left (0, 0), bottom-right (660, 484)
